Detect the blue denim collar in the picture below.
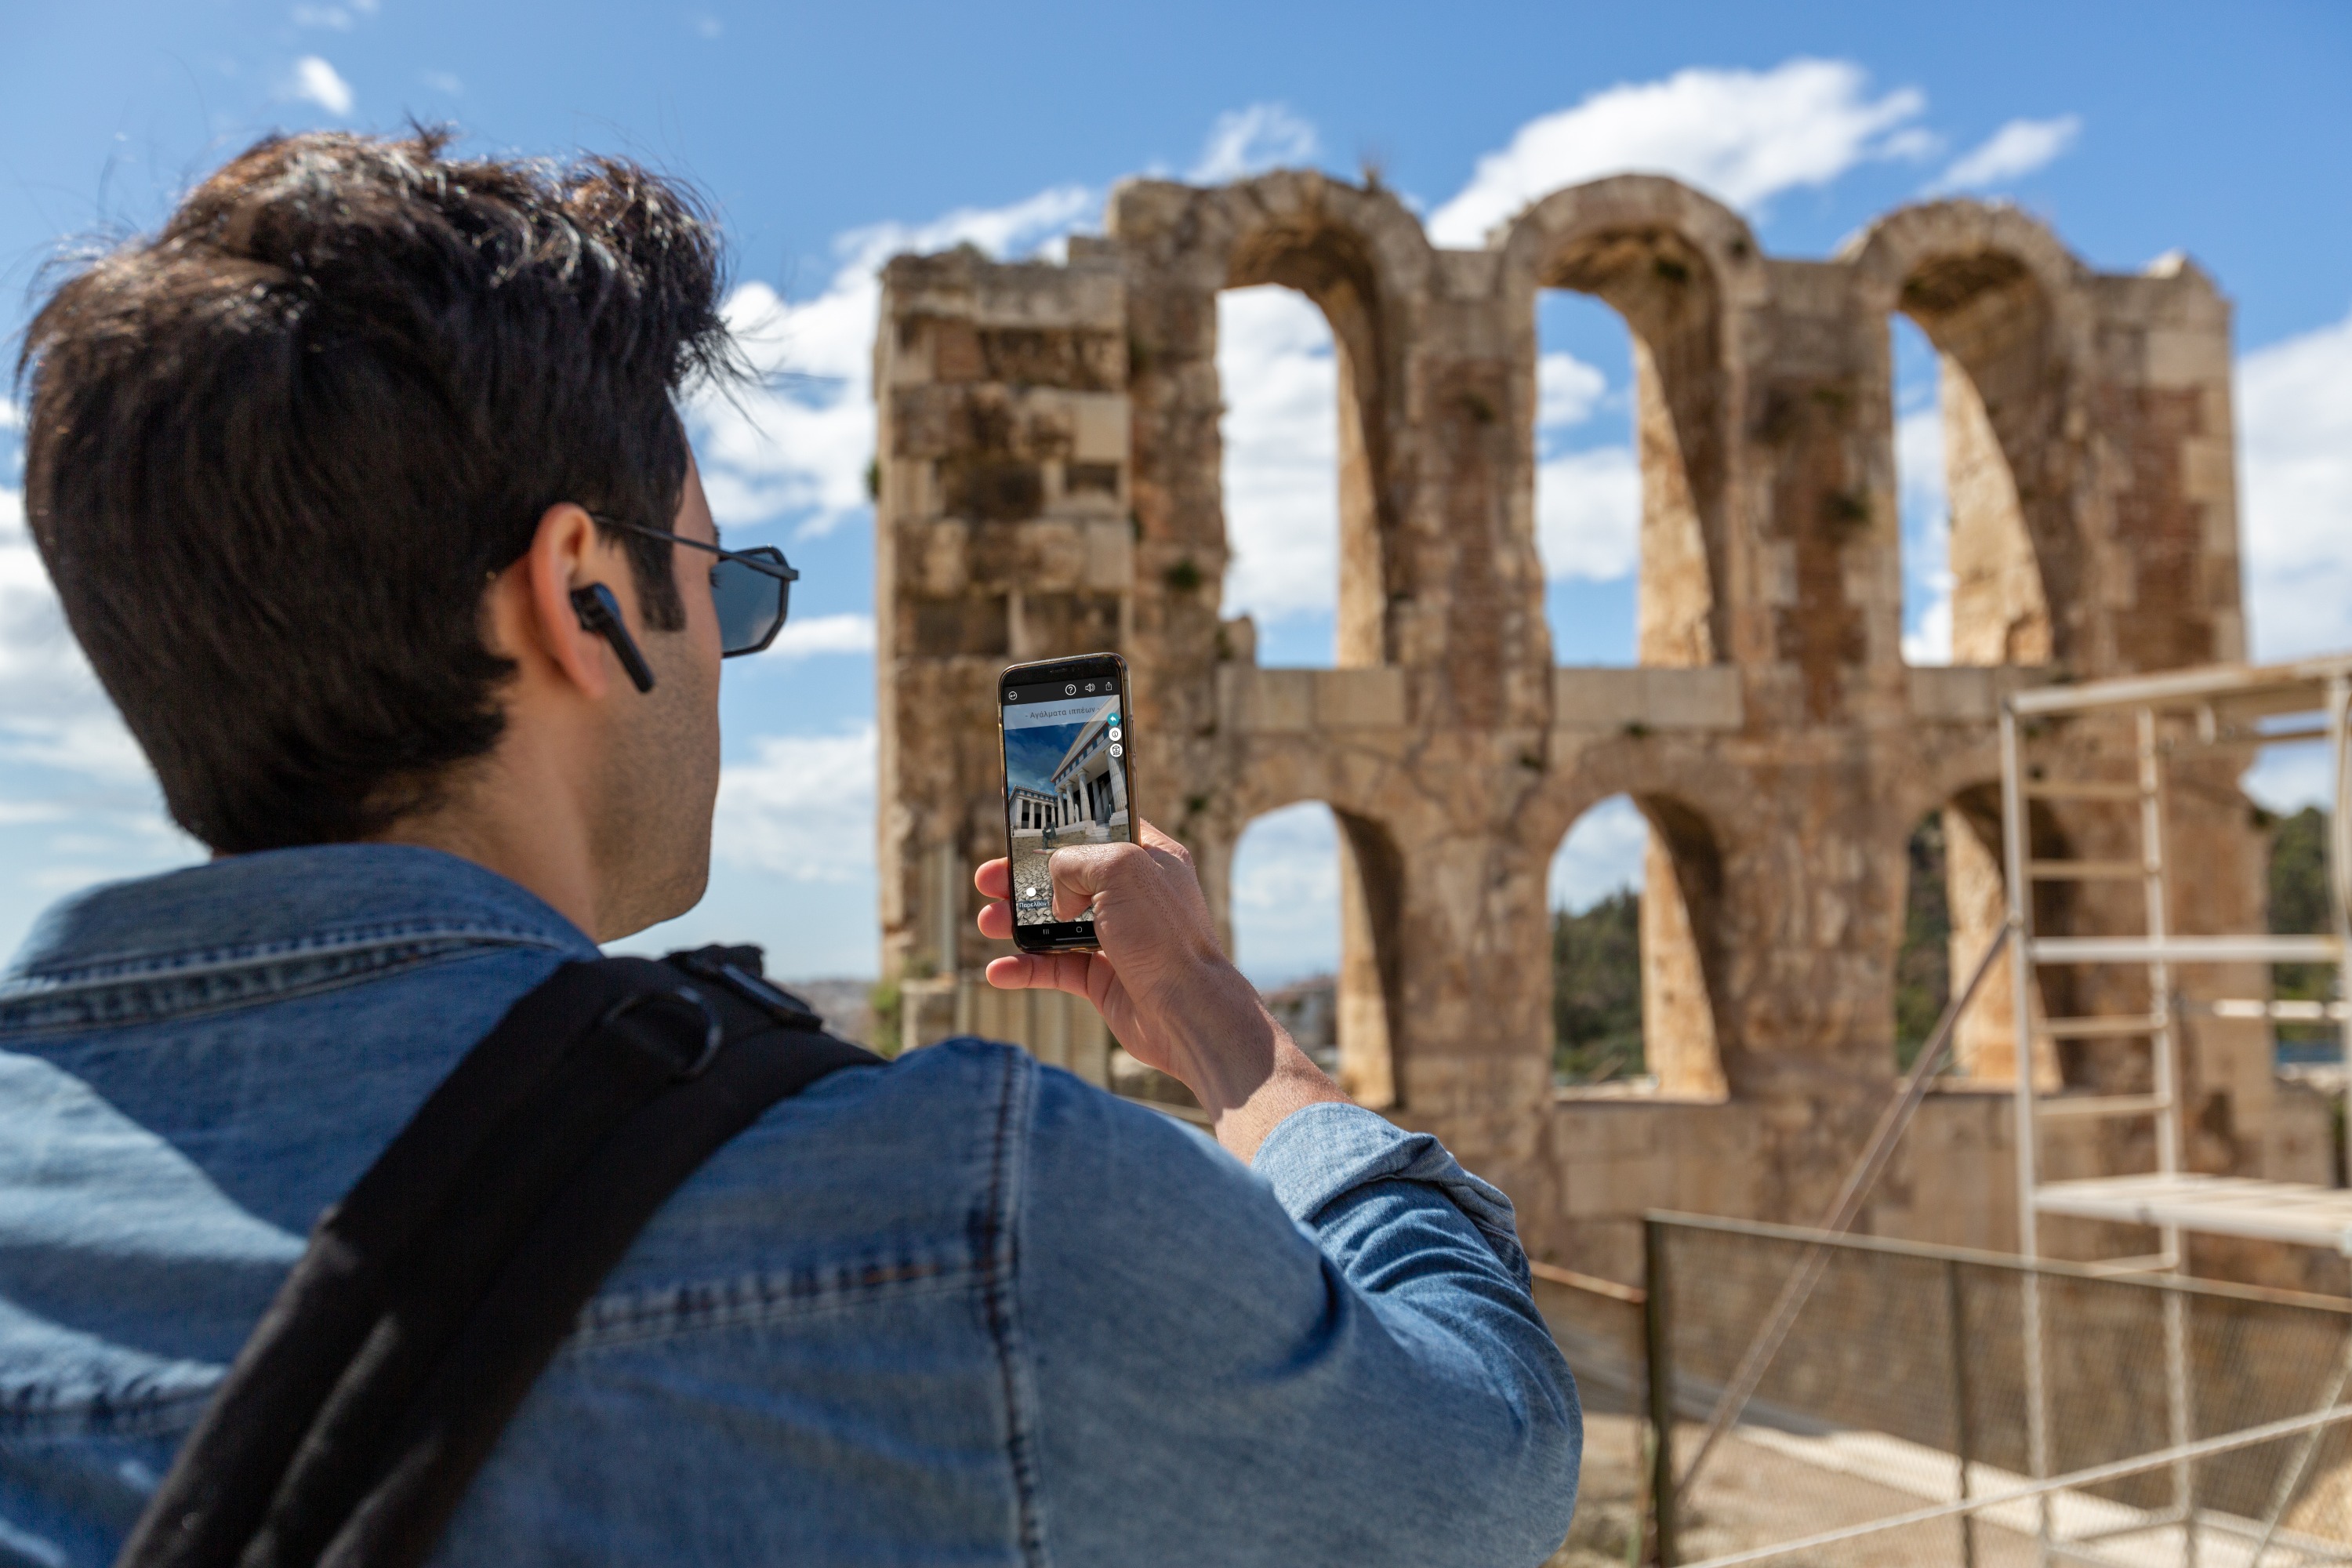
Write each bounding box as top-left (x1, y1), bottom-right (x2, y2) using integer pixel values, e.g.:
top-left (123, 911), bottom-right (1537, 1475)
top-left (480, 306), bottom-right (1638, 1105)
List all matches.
top-left (1, 844), bottom-right (597, 1021)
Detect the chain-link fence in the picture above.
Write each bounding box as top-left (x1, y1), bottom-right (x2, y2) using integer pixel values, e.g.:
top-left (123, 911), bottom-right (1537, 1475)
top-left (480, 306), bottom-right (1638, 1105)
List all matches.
top-left (1622, 1214), bottom-right (2352, 1567)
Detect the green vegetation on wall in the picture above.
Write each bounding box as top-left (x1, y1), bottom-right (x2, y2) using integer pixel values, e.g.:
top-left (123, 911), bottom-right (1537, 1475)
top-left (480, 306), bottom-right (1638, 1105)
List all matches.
top-left (1895, 814), bottom-right (1953, 1070)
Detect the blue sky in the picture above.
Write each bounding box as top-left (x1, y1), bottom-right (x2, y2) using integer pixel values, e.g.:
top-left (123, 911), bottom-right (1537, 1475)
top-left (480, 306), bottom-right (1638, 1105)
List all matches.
top-left (3, 1), bottom-right (2350, 983)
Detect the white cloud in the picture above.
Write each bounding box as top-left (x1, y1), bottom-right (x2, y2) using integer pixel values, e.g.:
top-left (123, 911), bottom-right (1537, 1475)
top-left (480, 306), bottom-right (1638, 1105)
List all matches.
top-left (710, 726), bottom-right (876, 883)
top-left (1895, 401), bottom-right (1954, 665)
top-left (0, 716), bottom-right (154, 785)
top-left (292, 0), bottom-right (374, 25)
top-left (1537, 445), bottom-right (1640, 583)
top-left (0, 401), bottom-right (20, 432)
top-left (769, 612), bottom-right (874, 658)
top-left (1216, 285), bottom-right (1339, 625)
top-left (2245, 742), bottom-right (2334, 815)
top-left (849, 186), bottom-right (1098, 272)
top-left (0, 482), bottom-right (197, 952)
top-left (421, 71), bottom-right (462, 95)
top-left (1539, 351), bottom-right (1607, 429)
top-left (689, 184), bottom-right (1095, 539)
top-left (285, 56), bottom-right (354, 116)
top-left (1896, 397), bottom-right (1944, 518)
top-left (1428, 58), bottom-right (1928, 247)
top-left (1902, 593), bottom-right (1953, 667)
top-left (1190, 103), bottom-right (1319, 183)
top-left (1939, 115), bottom-right (2082, 191)
top-left (1548, 795), bottom-right (1648, 913)
top-left (1230, 801), bottom-right (1340, 985)
top-left (2241, 307), bottom-right (2352, 662)
top-left (0, 484), bottom-right (158, 787)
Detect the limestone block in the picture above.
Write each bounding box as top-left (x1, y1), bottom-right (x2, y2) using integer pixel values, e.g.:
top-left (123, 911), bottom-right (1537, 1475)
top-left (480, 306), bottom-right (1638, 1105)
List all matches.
top-left (1642, 667), bottom-right (1743, 729)
top-left (929, 319), bottom-right (985, 383)
top-left (1015, 397), bottom-right (1076, 462)
top-left (877, 322), bottom-right (935, 388)
top-left (1549, 668), bottom-right (1739, 731)
top-left (2200, 382), bottom-right (2234, 443)
top-left (1070, 394), bottom-right (1129, 463)
top-left (1907, 666), bottom-right (1999, 723)
top-left (1436, 249), bottom-right (1501, 300)
top-left (909, 521), bottom-right (969, 597)
top-left (1552, 669), bottom-right (1650, 730)
top-left (2180, 434), bottom-right (2234, 503)
top-left (1243, 670), bottom-right (1313, 734)
top-left (2141, 326), bottom-right (2232, 388)
top-left (887, 386), bottom-right (962, 460)
top-left (1011, 522), bottom-right (1088, 592)
top-left (970, 266), bottom-right (1125, 333)
top-left (1217, 616), bottom-right (1257, 666)
top-left (885, 459), bottom-right (936, 524)
top-left (1082, 521), bottom-right (1134, 592)
top-left (1312, 668), bottom-right (1408, 729)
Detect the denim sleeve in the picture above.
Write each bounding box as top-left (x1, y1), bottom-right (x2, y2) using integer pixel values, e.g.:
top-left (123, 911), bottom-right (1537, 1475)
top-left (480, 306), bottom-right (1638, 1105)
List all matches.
top-left (1018, 1072), bottom-right (1581, 1568)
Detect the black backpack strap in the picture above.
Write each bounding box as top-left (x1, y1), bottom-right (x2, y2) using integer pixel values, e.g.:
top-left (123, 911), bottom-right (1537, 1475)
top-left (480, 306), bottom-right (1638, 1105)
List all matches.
top-left (116, 946), bottom-right (880, 1568)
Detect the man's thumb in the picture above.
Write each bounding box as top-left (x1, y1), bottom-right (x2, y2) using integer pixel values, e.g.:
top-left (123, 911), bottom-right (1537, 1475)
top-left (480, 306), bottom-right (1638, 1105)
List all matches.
top-left (1048, 840), bottom-right (1141, 916)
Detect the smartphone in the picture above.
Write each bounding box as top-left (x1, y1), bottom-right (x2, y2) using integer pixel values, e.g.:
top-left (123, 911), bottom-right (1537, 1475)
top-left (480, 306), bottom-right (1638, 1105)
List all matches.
top-left (999, 652), bottom-right (1137, 953)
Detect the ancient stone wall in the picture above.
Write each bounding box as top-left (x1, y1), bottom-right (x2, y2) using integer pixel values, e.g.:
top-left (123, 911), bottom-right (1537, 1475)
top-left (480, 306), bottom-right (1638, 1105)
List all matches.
top-left (873, 172), bottom-right (2292, 1282)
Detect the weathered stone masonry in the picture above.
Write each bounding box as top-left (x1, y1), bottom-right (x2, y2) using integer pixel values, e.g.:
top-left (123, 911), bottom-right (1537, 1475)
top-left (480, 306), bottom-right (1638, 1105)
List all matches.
top-left (875, 172), bottom-right (2320, 1285)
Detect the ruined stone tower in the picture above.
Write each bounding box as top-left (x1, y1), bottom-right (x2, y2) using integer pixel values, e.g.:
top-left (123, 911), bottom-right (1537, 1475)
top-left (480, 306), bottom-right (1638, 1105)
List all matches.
top-left (873, 172), bottom-right (2295, 1279)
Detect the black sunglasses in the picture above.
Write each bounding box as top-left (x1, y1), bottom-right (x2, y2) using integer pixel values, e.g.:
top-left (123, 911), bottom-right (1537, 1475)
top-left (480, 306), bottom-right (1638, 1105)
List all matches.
top-left (594, 516), bottom-right (800, 657)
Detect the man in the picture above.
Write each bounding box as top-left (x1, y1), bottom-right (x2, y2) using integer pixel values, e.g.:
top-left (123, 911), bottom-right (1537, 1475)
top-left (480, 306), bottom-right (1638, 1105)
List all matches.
top-left (0, 130), bottom-right (1580, 1564)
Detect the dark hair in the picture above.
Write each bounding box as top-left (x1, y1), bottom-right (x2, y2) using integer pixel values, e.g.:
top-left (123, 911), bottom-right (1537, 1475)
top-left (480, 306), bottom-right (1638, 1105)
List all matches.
top-left (16, 129), bottom-right (735, 852)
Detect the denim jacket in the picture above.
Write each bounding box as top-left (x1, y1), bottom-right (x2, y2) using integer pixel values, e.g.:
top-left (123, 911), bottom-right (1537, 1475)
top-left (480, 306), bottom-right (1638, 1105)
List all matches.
top-left (0, 845), bottom-right (1579, 1566)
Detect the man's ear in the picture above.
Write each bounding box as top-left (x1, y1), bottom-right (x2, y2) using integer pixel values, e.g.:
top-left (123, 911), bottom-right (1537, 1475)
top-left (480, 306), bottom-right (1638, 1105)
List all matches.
top-left (492, 503), bottom-right (638, 700)
top-left (570, 583), bottom-right (657, 692)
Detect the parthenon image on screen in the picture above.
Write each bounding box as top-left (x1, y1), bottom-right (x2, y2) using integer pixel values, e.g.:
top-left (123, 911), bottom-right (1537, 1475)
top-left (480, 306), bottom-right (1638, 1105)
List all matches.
top-left (870, 168), bottom-right (2335, 1293)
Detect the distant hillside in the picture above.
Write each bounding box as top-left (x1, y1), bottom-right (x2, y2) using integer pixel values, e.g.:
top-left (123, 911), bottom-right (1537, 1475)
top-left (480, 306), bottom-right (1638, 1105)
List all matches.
top-left (1552, 889), bottom-right (1641, 1083)
top-left (783, 978), bottom-right (877, 1047)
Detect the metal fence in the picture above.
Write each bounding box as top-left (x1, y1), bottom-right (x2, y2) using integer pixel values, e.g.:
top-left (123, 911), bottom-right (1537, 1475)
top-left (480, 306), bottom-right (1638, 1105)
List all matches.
top-left (1626, 1214), bottom-right (2352, 1567)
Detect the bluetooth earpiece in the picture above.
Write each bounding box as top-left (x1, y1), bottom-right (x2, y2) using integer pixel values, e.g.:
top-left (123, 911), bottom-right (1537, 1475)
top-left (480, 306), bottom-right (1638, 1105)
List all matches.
top-left (569, 583), bottom-right (656, 694)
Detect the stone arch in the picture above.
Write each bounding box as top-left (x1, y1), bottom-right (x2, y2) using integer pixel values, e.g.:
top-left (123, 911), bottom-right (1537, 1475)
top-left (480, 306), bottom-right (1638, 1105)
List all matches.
top-left (1900, 785), bottom-right (2054, 1087)
top-left (1495, 176), bottom-right (1763, 669)
top-left (1110, 172), bottom-right (1432, 669)
top-left (1220, 792), bottom-right (1406, 1109)
top-left (1542, 779), bottom-right (1732, 1099)
top-left (1889, 761), bottom-right (2068, 1089)
top-left (1846, 203), bottom-right (2092, 666)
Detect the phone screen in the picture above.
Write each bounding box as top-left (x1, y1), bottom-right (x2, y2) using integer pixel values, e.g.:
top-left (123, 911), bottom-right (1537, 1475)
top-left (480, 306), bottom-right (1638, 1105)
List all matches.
top-left (1000, 666), bottom-right (1131, 931)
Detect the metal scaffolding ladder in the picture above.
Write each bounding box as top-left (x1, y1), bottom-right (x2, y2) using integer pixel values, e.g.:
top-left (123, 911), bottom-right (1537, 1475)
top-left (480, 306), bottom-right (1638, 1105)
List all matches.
top-left (2000, 655), bottom-right (2352, 1564)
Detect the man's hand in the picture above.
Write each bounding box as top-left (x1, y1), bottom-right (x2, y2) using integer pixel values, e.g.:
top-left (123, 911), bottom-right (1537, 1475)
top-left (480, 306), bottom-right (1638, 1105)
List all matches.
top-left (975, 820), bottom-right (1348, 1160)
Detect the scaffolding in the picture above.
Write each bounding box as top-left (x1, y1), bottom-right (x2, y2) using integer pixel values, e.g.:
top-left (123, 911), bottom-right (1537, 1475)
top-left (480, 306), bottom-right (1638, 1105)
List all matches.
top-left (2002, 653), bottom-right (2352, 1563)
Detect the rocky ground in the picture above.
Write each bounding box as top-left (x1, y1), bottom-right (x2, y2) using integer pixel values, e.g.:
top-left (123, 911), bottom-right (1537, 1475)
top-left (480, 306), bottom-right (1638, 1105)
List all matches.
top-left (1541, 1409), bottom-right (2047, 1567)
top-left (1535, 1290), bottom-right (2043, 1567)
top-left (1010, 846), bottom-right (1056, 923)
